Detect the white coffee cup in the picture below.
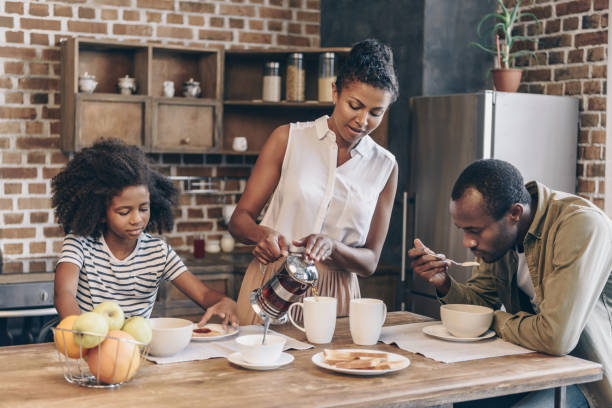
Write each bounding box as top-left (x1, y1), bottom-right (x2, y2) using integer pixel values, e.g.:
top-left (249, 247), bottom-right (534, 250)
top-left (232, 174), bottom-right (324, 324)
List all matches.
top-left (287, 296), bottom-right (337, 344)
top-left (232, 136), bottom-right (248, 151)
top-left (349, 298), bottom-right (387, 345)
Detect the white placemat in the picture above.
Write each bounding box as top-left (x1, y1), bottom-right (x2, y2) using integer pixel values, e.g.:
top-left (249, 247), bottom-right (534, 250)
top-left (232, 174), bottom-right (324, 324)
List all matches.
top-left (380, 322), bottom-right (534, 363)
top-left (147, 325), bottom-right (313, 364)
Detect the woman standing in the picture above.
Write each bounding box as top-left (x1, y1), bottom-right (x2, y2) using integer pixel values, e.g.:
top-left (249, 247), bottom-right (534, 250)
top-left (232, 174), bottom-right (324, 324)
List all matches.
top-left (230, 38), bottom-right (399, 325)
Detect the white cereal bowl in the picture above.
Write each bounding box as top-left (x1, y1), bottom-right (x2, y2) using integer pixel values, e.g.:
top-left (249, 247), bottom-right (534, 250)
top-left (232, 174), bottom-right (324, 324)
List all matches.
top-left (440, 304), bottom-right (494, 338)
top-left (235, 334), bottom-right (286, 365)
top-left (148, 317), bottom-right (193, 357)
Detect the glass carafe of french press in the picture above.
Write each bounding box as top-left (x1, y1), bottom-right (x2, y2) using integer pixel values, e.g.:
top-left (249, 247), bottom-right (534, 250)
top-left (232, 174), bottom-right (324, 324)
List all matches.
top-left (250, 245), bottom-right (318, 324)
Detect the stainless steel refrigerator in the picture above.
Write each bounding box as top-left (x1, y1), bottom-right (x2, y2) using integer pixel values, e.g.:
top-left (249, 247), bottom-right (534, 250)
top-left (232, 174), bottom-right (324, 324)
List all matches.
top-left (402, 91), bottom-right (579, 318)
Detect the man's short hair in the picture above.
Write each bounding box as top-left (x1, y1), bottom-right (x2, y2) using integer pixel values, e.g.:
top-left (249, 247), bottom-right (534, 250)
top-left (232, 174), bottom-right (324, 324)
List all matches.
top-left (451, 159), bottom-right (531, 220)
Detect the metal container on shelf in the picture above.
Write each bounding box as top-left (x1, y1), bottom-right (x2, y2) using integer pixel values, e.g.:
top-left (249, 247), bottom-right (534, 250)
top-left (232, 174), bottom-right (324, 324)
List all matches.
top-left (262, 61), bottom-right (281, 102)
top-left (318, 52), bottom-right (336, 102)
top-left (286, 53), bottom-right (305, 102)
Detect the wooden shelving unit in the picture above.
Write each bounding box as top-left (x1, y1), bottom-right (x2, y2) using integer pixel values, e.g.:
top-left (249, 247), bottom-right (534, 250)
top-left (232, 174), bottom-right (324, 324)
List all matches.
top-left (60, 40), bottom-right (389, 154)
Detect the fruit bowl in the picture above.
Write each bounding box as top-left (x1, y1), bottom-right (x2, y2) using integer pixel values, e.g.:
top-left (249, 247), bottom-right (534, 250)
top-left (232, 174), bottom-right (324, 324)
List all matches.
top-left (52, 327), bottom-right (149, 389)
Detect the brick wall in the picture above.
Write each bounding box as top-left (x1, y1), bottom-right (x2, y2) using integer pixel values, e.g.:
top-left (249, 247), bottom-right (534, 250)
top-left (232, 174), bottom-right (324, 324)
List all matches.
top-left (0, 0), bottom-right (320, 273)
top-left (510, 0), bottom-right (608, 208)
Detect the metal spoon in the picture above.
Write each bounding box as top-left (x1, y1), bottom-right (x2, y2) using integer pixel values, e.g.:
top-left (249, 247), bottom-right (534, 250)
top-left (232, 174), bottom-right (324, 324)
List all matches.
top-left (435, 254), bottom-right (480, 267)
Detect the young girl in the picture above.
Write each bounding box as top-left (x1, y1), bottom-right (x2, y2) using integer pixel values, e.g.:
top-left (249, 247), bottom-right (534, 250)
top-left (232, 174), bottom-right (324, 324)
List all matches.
top-left (52, 139), bottom-right (237, 328)
top-left (230, 38), bottom-right (399, 324)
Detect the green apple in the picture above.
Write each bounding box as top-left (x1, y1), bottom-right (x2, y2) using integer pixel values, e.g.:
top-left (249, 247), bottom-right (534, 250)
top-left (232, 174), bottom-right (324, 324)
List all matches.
top-left (94, 301), bottom-right (125, 330)
top-left (72, 312), bottom-right (109, 349)
top-left (121, 316), bottom-right (152, 346)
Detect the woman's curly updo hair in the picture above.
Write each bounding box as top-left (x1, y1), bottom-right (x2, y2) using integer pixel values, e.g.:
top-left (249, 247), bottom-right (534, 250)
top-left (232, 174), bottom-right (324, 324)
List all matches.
top-left (335, 38), bottom-right (399, 102)
top-left (51, 138), bottom-right (178, 239)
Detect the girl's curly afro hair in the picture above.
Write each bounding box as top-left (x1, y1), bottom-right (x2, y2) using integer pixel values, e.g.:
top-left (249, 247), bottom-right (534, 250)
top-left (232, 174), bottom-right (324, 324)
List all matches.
top-left (51, 138), bottom-right (178, 239)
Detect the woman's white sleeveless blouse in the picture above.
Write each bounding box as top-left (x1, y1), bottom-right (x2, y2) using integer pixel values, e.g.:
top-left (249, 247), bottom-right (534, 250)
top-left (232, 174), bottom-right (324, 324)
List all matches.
top-left (260, 116), bottom-right (395, 246)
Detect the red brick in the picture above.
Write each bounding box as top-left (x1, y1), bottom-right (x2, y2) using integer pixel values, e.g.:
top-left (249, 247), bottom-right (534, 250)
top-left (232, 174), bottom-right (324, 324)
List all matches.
top-left (0, 16), bottom-right (14, 27)
top-left (31, 33), bottom-right (49, 45)
top-left (30, 242), bottom-right (47, 253)
top-left (101, 9), bottom-right (118, 20)
top-left (268, 20), bottom-right (283, 31)
top-left (198, 29), bottom-right (233, 42)
top-left (176, 221), bottom-right (214, 233)
top-left (6, 31), bottom-right (24, 43)
top-left (288, 22), bottom-right (301, 34)
top-left (78, 7), bottom-right (96, 19)
top-left (556, 0), bottom-right (591, 16)
top-left (42, 167), bottom-right (62, 179)
top-left (5, 2), bottom-right (24, 14)
top-left (0, 167), bottom-right (37, 178)
top-left (238, 32), bottom-right (272, 44)
top-left (187, 208), bottom-right (204, 218)
top-left (4, 213), bottom-right (24, 224)
top-left (219, 5), bottom-right (255, 16)
top-left (538, 34), bottom-right (571, 49)
top-left (583, 80), bottom-right (602, 94)
top-left (554, 65), bottom-right (589, 81)
top-left (248, 19), bottom-right (263, 30)
top-left (68, 20), bottom-right (107, 34)
top-left (54, 5), bottom-right (72, 17)
top-left (3, 243), bottom-right (23, 255)
top-left (18, 77), bottom-right (59, 91)
top-left (137, 0), bottom-right (174, 10)
top-left (277, 35), bottom-right (311, 47)
top-left (575, 31), bottom-right (607, 47)
top-left (290, 0), bottom-right (303, 7)
top-left (123, 10), bottom-right (140, 21)
top-left (113, 24), bottom-right (153, 36)
top-left (42, 107), bottom-right (60, 120)
top-left (588, 96), bottom-right (606, 111)
top-left (21, 17), bottom-right (61, 30)
top-left (592, 65), bottom-right (607, 78)
top-left (0, 198), bottom-right (13, 210)
top-left (0, 46), bottom-right (36, 59)
top-left (167, 13), bottom-right (183, 24)
top-left (307, 0), bottom-right (319, 9)
top-left (567, 49), bottom-right (583, 63)
top-left (269, 0), bottom-right (283, 6)
top-left (146, 11), bottom-right (161, 22)
top-left (27, 151), bottom-right (46, 163)
top-left (545, 19), bottom-right (560, 34)
top-left (18, 197), bottom-right (51, 210)
top-left (16, 137), bottom-right (60, 149)
top-left (259, 7), bottom-right (291, 19)
top-left (5, 93), bottom-right (23, 104)
top-left (2, 152), bottom-right (21, 164)
top-left (188, 15), bottom-right (204, 26)
top-left (29, 63), bottom-right (50, 76)
top-left (0, 107), bottom-right (36, 120)
top-left (229, 18), bottom-right (244, 29)
top-left (545, 83), bottom-right (563, 96)
top-left (296, 10), bottom-right (319, 22)
top-left (591, 130), bottom-right (606, 144)
top-left (579, 129), bottom-right (590, 144)
top-left (29, 3), bottom-right (49, 17)
top-left (157, 26), bottom-right (192, 39)
top-left (43, 226), bottom-right (64, 238)
top-left (26, 122), bottom-right (44, 135)
top-left (587, 47), bottom-right (605, 61)
top-left (563, 17), bottom-right (579, 31)
top-left (28, 183), bottom-right (47, 195)
top-left (179, 1), bottom-right (215, 13)
top-left (95, 0), bottom-right (132, 5)
top-left (0, 227), bottom-right (37, 240)
top-left (0, 78), bottom-right (12, 89)
top-left (0, 122), bottom-right (20, 133)
top-left (580, 112), bottom-right (599, 127)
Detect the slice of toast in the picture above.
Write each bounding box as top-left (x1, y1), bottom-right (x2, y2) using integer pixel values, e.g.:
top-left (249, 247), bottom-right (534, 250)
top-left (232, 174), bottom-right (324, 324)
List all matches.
top-left (335, 357), bottom-right (386, 369)
top-left (323, 349), bottom-right (356, 362)
top-left (373, 360), bottom-right (406, 370)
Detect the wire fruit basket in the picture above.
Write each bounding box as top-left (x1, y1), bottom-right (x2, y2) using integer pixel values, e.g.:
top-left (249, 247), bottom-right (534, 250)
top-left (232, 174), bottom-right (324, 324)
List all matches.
top-left (52, 327), bottom-right (149, 389)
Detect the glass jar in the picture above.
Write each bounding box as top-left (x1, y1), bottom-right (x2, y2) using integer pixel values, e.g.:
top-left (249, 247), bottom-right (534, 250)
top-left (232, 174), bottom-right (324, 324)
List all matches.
top-left (286, 53), bottom-right (305, 102)
top-left (318, 52), bottom-right (336, 102)
top-left (262, 61), bottom-right (281, 102)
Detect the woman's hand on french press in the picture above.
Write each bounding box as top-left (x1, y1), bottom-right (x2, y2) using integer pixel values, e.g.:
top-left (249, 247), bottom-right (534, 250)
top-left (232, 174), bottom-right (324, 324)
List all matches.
top-left (294, 234), bottom-right (335, 262)
top-left (252, 228), bottom-right (289, 265)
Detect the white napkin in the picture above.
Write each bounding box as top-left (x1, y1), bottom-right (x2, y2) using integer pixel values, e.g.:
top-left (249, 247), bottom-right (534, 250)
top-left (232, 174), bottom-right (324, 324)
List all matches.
top-left (380, 322), bottom-right (534, 363)
top-left (147, 325), bottom-right (313, 364)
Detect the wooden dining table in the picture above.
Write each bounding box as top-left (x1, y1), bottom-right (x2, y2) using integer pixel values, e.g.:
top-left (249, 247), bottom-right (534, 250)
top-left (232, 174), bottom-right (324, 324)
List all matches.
top-left (0, 311), bottom-right (602, 408)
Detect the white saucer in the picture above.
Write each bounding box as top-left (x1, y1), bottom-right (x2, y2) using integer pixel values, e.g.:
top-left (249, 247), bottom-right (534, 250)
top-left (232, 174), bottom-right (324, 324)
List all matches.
top-left (311, 349), bottom-right (410, 376)
top-left (422, 324), bottom-right (496, 342)
top-left (227, 351), bottom-right (294, 370)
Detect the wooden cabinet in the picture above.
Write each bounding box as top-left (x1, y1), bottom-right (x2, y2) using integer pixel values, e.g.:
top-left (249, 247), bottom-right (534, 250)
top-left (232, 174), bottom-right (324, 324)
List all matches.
top-left (61, 39), bottom-right (389, 154)
top-left (60, 38), bottom-right (221, 153)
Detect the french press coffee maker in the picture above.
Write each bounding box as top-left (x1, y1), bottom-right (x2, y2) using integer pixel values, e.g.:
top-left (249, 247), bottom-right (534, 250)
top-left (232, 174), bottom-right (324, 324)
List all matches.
top-left (250, 245), bottom-right (318, 324)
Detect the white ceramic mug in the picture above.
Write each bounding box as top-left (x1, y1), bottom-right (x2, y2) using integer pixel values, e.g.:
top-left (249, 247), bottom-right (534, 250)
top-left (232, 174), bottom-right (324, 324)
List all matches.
top-left (232, 136), bottom-right (248, 152)
top-left (349, 298), bottom-right (387, 345)
top-left (287, 296), bottom-right (337, 344)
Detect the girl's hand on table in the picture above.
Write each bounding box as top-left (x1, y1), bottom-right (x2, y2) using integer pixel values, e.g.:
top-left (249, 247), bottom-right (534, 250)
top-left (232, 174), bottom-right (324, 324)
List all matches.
top-left (198, 296), bottom-right (238, 330)
top-left (294, 234), bottom-right (335, 262)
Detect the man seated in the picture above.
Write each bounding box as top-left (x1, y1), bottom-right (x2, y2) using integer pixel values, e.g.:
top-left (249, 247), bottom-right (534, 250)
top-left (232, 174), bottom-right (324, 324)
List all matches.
top-left (408, 159), bottom-right (611, 407)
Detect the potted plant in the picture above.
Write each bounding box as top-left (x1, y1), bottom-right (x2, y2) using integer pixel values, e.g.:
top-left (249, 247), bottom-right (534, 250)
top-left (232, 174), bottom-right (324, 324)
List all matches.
top-left (470, 0), bottom-right (540, 92)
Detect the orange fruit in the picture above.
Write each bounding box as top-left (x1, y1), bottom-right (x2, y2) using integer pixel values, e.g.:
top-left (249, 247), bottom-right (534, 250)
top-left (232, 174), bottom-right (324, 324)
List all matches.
top-left (54, 315), bottom-right (88, 359)
top-left (87, 330), bottom-right (141, 384)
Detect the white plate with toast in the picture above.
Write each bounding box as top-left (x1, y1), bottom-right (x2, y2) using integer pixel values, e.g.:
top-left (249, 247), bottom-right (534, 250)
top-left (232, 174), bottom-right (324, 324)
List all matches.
top-left (312, 348), bottom-right (410, 376)
top-left (192, 323), bottom-right (239, 341)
